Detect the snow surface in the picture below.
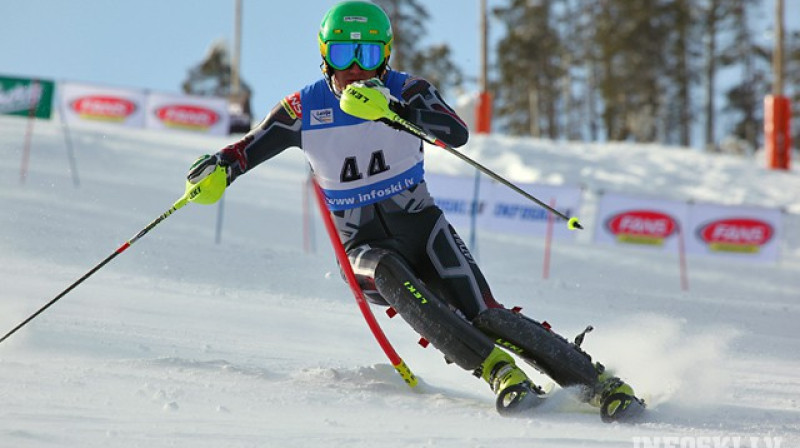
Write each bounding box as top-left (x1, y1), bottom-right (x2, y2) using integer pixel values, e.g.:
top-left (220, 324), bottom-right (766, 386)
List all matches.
top-left (1, 114), bottom-right (799, 447)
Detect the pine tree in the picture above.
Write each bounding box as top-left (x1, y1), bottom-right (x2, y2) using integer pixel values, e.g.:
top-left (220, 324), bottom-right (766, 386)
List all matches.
top-left (719, 0), bottom-right (769, 153)
top-left (486, 0), bottom-right (788, 153)
top-left (493, 0), bottom-right (564, 138)
top-left (788, 30), bottom-right (800, 151)
top-left (664, 0), bottom-right (695, 147)
top-left (373, 0), bottom-right (463, 96)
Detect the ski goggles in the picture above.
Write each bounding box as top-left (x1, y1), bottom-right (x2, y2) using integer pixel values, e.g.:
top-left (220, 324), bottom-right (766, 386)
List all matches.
top-left (323, 41), bottom-right (387, 71)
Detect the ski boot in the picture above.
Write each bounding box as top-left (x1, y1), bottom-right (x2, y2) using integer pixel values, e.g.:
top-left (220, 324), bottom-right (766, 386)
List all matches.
top-left (477, 347), bottom-right (546, 416)
top-left (589, 363), bottom-right (646, 423)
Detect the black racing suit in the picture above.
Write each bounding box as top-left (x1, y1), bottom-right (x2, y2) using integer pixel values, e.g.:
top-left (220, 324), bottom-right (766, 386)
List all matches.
top-left (212, 72), bottom-right (601, 388)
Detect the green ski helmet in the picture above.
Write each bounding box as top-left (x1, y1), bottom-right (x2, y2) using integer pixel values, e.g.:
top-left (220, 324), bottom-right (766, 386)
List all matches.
top-left (318, 1), bottom-right (393, 76)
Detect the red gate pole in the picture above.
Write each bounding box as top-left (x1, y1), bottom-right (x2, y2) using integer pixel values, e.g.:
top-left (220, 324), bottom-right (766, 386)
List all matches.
top-left (311, 179), bottom-right (418, 388)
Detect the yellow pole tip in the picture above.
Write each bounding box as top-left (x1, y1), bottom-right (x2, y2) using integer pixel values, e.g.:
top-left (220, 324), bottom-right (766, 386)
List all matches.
top-left (394, 360), bottom-right (418, 388)
top-left (567, 217), bottom-right (583, 230)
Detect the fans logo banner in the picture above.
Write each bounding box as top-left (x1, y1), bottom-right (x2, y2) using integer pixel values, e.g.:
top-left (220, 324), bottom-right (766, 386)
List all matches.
top-left (71, 96), bottom-right (137, 122)
top-left (594, 193), bottom-right (689, 252)
top-left (687, 205), bottom-right (781, 262)
top-left (60, 82), bottom-right (146, 128)
top-left (154, 104), bottom-right (220, 131)
top-left (145, 92), bottom-right (229, 136)
top-left (605, 210), bottom-right (678, 246)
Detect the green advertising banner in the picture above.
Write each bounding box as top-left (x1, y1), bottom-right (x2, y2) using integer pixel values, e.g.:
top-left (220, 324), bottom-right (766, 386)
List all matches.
top-left (0, 75), bottom-right (55, 119)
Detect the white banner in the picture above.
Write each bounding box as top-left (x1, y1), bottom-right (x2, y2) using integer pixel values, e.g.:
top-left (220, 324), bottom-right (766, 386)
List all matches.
top-left (426, 172), bottom-right (487, 232)
top-left (687, 203), bottom-right (781, 262)
top-left (485, 182), bottom-right (582, 239)
top-left (145, 92), bottom-right (229, 136)
top-left (426, 172), bottom-right (582, 239)
top-left (59, 82), bottom-right (146, 128)
top-left (594, 193), bottom-right (690, 252)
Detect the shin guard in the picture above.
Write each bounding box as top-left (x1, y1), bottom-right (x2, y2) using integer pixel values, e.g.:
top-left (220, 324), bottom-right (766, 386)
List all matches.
top-left (473, 308), bottom-right (598, 389)
top-left (351, 247), bottom-right (495, 371)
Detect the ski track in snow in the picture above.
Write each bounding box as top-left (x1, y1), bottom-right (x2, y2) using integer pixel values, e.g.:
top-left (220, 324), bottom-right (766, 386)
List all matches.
top-left (1, 116), bottom-right (799, 447)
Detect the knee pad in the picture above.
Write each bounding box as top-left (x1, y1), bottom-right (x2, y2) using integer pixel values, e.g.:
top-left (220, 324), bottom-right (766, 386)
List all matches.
top-left (347, 245), bottom-right (389, 306)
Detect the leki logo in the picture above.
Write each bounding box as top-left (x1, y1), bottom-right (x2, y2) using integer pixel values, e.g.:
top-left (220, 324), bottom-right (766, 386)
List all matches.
top-left (606, 210), bottom-right (677, 245)
top-left (72, 96), bottom-right (136, 121)
top-left (698, 218), bottom-right (773, 253)
top-left (403, 281), bottom-right (428, 304)
top-left (155, 104), bottom-right (219, 130)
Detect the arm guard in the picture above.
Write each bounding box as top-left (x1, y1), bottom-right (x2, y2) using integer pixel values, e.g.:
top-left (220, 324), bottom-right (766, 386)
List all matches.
top-left (397, 77), bottom-right (469, 148)
top-left (217, 100), bottom-right (302, 184)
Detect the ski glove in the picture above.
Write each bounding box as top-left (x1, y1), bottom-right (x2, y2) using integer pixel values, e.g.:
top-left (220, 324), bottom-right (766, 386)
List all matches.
top-left (344, 78), bottom-right (411, 125)
top-left (358, 78), bottom-right (402, 108)
top-left (364, 78), bottom-right (411, 131)
top-left (187, 154), bottom-right (225, 185)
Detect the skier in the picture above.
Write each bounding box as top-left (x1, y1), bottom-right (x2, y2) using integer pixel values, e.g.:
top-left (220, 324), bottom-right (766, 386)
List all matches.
top-left (187, 0), bottom-right (644, 421)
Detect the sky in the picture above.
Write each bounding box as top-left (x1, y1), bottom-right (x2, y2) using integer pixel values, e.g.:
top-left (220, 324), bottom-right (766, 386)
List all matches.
top-left (2, 0), bottom-right (798, 128)
top-left (1, 0), bottom-right (485, 118)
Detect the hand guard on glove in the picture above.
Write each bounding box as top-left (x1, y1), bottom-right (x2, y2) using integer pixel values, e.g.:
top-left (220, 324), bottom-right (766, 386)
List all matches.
top-left (187, 154), bottom-right (225, 185)
top-left (342, 77), bottom-right (411, 127)
top-left (360, 77), bottom-right (411, 118)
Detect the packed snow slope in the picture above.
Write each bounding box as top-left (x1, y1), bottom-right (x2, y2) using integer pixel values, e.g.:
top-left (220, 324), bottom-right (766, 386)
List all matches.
top-left (1, 114), bottom-right (799, 447)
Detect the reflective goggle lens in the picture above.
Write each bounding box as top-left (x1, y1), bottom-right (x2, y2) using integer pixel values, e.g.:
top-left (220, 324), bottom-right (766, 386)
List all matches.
top-left (327, 42), bottom-right (384, 70)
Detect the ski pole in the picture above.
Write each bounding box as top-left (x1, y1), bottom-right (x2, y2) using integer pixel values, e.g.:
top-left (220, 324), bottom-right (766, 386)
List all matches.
top-left (341, 84), bottom-right (583, 230)
top-left (311, 178), bottom-right (418, 388)
top-left (397, 116), bottom-right (582, 229)
top-left (0, 165), bottom-right (227, 345)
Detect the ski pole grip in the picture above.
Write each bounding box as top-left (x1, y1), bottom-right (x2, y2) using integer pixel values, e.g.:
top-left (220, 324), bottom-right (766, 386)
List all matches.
top-left (340, 84), bottom-right (392, 121)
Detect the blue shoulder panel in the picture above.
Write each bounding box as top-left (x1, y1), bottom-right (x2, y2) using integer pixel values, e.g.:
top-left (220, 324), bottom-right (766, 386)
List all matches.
top-left (300, 72), bottom-right (409, 131)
